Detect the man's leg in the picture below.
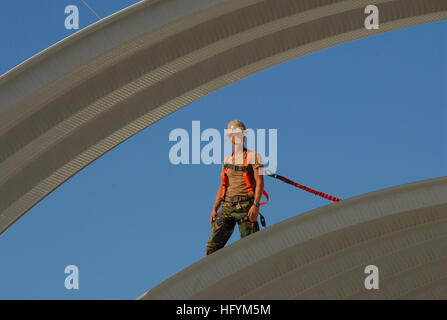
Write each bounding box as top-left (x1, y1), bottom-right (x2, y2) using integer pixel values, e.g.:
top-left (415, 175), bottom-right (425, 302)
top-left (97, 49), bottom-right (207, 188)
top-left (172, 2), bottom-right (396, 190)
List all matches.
top-left (206, 212), bottom-right (235, 256)
top-left (235, 199), bottom-right (260, 239)
top-left (237, 216), bottom-right (260, 239)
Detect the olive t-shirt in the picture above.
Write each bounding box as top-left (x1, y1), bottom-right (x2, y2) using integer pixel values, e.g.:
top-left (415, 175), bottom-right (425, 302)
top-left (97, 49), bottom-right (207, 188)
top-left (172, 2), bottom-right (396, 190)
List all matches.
top-left (222, 150), bottom-right (264, 198)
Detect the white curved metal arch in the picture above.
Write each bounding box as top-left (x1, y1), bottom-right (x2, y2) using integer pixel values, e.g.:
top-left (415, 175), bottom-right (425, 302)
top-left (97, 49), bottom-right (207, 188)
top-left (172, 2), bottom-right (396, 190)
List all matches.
top-left (139, 176), bottom-right (447, 299)
top-left (0, 0), bottom-right (446, 234)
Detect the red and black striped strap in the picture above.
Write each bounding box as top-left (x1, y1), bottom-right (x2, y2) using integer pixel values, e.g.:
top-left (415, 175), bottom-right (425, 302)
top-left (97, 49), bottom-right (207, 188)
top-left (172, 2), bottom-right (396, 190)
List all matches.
top-left (266, 172), bottom-right (342, 202)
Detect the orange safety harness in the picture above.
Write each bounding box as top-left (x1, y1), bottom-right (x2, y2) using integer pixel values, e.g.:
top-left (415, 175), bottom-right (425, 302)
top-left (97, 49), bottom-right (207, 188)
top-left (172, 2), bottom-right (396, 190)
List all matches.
top-left (220, 150), bottom-right (269, 205)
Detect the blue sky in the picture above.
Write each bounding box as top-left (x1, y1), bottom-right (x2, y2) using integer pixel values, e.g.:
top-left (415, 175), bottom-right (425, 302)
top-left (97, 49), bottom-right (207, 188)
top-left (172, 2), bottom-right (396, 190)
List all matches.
top-left (0, 1), bottom-right (446, 299)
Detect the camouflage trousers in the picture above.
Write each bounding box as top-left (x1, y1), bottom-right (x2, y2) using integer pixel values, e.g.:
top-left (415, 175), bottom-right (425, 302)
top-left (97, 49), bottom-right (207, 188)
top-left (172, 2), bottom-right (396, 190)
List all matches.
top-left (206, 197), bottom-right (259, 256)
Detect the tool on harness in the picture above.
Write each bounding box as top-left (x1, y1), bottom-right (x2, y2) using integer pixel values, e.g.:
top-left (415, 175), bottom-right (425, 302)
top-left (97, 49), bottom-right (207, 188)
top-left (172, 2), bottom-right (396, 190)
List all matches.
top-left (259, 214), bottom-right (266, 227)
top-left (240, 213), bottom-right (266, 227)
top-left (221, 150), bottom-right (269, 227)
top-left (264, 169), bottom-right (342, 202)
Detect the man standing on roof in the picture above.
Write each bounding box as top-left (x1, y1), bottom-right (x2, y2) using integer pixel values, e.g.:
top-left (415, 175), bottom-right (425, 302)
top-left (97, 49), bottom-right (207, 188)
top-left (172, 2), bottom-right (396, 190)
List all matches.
top-left (206, 120), bottom-right (265, 256)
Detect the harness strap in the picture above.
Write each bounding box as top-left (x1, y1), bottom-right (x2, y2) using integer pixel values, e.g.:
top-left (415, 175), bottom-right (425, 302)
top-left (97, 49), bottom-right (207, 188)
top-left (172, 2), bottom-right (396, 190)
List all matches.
top-left (260, 190), bottom-right (269, 206)
top-left (220, 151), bottom-right (269, 206)
top-left (220, 155), bottom-right (232, 201)
top-left (266, 171), bottom-right (342, 202)
top-left (223, 163), bottom-right (248, 172)
top-left (243, 151), bottom-right (255, 196)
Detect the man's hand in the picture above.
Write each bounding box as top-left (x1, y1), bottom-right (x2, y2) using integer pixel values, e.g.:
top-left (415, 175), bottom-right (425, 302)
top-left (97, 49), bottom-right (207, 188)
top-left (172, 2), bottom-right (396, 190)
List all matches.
top-left (248, 205), bottom-right (260, 222)
top-left (210, 209), bottom-right (217, 225)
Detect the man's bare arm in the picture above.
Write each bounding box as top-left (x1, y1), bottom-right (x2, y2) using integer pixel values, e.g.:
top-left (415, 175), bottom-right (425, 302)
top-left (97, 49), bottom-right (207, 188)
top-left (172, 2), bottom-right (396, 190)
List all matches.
top-left (210, 182), bottom-right (223, 224)
top-left (213, 183), bottom-right (223, 211)
top-left (248, 166), bottom-right (264, 222)
top-left (253, 166), bottom-right (264, 204)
